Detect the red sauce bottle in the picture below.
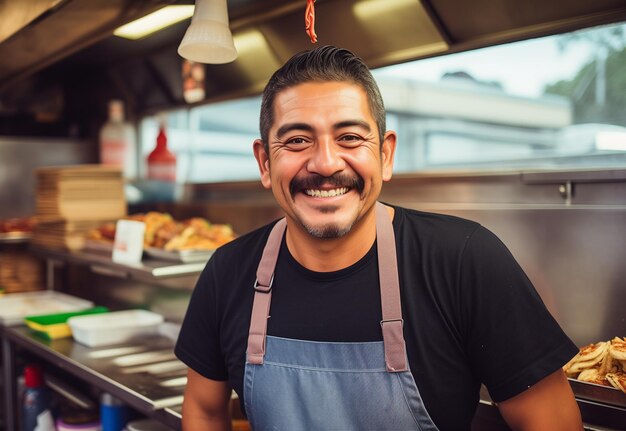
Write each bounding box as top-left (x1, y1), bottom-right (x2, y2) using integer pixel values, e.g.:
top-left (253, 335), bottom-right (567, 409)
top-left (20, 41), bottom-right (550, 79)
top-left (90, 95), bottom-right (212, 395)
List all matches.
top-left (147, 121), bottom-right (177, 182)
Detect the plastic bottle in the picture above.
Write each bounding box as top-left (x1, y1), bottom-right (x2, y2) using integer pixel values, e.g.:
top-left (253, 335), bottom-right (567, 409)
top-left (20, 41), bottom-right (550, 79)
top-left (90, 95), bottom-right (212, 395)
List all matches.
top-left (22, 364), bottom-right (54, 431)
top-left (99, 100), bottom-right (137, 179)
top-left (100, 393), bottom-right (128, 431)
top-left (146, 118), bottom-right (177, 182)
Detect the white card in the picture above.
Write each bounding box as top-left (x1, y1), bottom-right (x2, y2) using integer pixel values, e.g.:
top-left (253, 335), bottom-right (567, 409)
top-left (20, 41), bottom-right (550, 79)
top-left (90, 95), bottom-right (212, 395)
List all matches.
top-left (112, 220), bottom-right (145, 264)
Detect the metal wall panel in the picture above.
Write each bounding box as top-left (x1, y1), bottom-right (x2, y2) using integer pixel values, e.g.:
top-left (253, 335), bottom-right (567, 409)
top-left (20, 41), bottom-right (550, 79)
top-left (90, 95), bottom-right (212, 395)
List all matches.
top-left (0, 136), bottom-right (95, 218)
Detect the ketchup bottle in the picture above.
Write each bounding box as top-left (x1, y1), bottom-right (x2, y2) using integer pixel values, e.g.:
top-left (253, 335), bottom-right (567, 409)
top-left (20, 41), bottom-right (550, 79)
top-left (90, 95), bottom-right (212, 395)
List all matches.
top-left (147, 120), bottom-right (177, 182)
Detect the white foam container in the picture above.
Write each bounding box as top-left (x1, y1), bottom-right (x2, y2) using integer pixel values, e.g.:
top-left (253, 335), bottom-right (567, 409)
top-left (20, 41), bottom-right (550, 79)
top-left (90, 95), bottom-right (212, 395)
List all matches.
top-left (68, 309), bottom-right (164, 347)
top-left (0, 291), bottom-right (94, 326)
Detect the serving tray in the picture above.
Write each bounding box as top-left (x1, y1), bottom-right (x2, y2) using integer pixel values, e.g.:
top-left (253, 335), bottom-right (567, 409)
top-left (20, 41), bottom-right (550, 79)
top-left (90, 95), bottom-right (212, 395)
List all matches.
top-left (569, 378), bottom-right (626, 408)
top-left (144, 247), bottom-right (214, 263)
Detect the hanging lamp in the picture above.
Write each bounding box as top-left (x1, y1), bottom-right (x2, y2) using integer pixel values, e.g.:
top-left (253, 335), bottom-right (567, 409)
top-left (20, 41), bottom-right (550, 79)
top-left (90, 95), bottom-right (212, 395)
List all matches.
top-left (178, 0), bottom-right (238, 64)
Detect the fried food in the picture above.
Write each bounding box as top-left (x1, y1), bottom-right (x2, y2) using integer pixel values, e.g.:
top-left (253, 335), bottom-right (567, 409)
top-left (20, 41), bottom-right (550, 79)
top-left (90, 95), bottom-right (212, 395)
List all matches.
top-left (608, 337), bottom-right (626, 361)
top-left (565, 337), bottom-right (626, 393)
top-left (164, 222), bottom-right (235, 251)
top-left (84, 212), bottom-right (236, 251)
top-left (577, 369), bottom-right (611, 387)
top-left (566, 341), bottom-right (609, 374)
top-left (606, 372), bottom-right (626, 392)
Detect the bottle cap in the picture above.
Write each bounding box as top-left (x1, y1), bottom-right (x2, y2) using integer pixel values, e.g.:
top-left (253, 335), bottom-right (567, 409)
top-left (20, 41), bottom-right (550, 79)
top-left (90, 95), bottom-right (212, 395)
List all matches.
top-left (100, 393), bottom-right (124, 406)
top-left (24, 364), bottom-right (44, 388)
top-left (108, 100), bottom-right (125, 122)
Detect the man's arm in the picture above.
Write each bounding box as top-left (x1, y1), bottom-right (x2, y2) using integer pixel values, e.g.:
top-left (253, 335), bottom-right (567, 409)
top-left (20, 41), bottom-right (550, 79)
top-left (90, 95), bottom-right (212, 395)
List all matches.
top-left (182, 368), bottom-right (233, 431)
top-left (497, 370), bottom-right (582, 431)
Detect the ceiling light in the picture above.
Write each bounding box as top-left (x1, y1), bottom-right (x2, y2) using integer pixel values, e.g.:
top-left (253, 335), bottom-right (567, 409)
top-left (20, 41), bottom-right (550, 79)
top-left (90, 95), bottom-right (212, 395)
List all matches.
top-left (178, 0), bottom-right (237, 64)
top-left (114, 6), bottom-right (195, 40)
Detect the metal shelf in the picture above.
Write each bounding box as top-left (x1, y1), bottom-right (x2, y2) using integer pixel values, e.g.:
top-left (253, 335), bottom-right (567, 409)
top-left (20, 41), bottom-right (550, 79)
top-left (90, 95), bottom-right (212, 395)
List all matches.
top-left (0, 232), bottom-right (32, 244)
top-left (4, 325), bottom-right (183, 429)
top-left (31, 246), bottom-right (205, 281)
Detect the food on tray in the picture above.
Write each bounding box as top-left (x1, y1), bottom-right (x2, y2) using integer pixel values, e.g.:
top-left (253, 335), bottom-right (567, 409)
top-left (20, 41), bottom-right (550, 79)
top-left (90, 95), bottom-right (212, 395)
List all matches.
top-left (164, 219), bottom-right (235, 251)
top-left (85, 212), bottom-right (236, 251)
top-left (564, 337), bottom-right (626, 393)
top-left (0, 217), bottom-right (36, 233)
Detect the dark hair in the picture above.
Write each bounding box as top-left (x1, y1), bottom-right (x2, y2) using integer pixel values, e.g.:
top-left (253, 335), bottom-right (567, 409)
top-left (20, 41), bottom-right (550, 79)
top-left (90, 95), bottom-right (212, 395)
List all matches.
top-left (259, 45), bottom-right (386, 151)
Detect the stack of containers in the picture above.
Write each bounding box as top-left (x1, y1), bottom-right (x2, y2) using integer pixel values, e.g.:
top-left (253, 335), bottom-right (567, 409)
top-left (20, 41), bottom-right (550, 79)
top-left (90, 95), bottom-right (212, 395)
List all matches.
top-left (33, 165), bottom-right (127, 251)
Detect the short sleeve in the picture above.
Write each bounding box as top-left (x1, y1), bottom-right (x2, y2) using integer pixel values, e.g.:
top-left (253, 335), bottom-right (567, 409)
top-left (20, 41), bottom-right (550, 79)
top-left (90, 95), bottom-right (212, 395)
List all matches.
top-left (175, 257), bottom-right (229, 381)
top-left (460, 226), bottom-right (577, 402)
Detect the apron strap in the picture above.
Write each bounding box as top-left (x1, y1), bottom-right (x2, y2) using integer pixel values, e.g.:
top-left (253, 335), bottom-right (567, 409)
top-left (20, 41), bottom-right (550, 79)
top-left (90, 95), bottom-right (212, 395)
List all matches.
top-left (247, 218), bottom-right (287, 365)
top-left (376, 202), bottom-right (408, 372)
top-left (246, 202), bottom-right (408, 372)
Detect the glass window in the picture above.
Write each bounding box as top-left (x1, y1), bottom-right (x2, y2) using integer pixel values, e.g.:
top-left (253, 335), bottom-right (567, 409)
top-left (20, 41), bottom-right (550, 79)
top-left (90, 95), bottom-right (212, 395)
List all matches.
top-left (140, 21), bottom-right (626, 182)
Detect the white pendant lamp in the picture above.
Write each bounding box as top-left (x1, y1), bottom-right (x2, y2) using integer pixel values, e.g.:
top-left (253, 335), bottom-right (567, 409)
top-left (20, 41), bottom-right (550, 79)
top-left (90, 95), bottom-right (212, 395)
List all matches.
top-left (178, 0), bottom-right (238, 64)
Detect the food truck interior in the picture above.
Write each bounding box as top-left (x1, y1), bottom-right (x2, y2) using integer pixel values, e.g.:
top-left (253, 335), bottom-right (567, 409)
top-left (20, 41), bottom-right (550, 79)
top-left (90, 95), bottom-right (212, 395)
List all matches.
top-left (1, 0), bottom-right (626, 430)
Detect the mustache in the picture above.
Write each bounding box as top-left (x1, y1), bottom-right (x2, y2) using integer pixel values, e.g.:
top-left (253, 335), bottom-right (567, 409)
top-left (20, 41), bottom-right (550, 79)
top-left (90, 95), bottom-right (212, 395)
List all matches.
top-left (289, 173), bottom-right (365, 198)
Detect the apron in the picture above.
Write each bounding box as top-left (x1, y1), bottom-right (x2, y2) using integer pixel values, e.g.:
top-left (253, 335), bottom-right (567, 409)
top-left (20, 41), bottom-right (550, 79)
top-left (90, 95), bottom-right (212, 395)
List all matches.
top-left (244, 202), bottom-right (439, 430)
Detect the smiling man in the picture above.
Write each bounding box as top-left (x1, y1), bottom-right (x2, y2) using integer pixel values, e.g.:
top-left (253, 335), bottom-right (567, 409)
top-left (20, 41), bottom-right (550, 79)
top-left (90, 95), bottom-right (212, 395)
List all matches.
top-left (175, 46), bottom-right (583, 430)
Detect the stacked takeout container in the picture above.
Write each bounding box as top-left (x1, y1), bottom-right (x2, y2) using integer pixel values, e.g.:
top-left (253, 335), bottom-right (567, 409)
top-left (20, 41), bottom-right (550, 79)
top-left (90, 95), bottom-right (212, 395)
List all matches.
top-left (33, 165), bottom-right (127, 251)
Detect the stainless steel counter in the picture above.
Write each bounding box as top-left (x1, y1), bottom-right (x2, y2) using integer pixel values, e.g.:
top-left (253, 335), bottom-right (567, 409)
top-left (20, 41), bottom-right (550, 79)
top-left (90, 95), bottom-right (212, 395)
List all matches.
top-left (2, 325), bottom-right (184, 430)
top-left (32, 247), bottom-right (205, 281)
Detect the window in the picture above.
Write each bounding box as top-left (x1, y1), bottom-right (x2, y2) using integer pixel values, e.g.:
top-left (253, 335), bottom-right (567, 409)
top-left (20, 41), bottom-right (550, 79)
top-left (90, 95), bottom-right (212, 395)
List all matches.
top-left (140, 21), bottom-right (626, 182)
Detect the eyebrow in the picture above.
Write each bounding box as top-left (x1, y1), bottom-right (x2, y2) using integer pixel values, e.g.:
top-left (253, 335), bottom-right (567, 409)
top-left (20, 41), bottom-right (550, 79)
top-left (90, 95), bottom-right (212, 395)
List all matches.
top-left (275, 120), bottom-right (372, 139)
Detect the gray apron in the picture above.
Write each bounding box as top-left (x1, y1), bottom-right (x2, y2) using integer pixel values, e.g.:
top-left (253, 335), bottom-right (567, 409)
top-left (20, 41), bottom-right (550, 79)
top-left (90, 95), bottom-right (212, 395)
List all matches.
top-left (244, 202), bottom-right (439, 430)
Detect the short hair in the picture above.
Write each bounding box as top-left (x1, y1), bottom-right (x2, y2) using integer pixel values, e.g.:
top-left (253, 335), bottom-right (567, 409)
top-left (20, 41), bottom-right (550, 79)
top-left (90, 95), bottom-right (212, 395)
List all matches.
top-left (259, 45), bottom-right (386, 151)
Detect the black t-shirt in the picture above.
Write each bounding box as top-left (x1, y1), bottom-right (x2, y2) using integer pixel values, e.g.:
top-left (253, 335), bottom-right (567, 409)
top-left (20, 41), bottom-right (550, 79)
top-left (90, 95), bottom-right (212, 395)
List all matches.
top-left (175, 205), bottom-right (577, 430)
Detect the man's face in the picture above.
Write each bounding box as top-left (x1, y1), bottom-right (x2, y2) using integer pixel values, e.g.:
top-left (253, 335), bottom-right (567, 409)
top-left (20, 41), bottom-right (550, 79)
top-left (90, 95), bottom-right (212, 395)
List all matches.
top-left (254, 81), bottom-right (396, 239)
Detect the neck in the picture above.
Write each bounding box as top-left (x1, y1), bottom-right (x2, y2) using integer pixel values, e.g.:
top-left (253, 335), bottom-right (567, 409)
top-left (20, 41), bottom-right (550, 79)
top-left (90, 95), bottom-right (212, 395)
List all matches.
top-left (284, 203), bottom-right (394, 272)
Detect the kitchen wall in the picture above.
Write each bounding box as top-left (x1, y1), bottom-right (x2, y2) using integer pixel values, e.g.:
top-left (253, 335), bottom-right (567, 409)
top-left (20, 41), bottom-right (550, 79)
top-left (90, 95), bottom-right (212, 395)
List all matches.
top-left (0, 137), bottom-right (96, 218)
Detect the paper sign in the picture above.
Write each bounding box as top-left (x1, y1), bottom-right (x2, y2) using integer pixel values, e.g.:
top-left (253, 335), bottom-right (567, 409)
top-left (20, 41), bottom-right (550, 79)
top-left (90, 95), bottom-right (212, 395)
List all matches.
top-left (112, 220), bottom-right (145, 264)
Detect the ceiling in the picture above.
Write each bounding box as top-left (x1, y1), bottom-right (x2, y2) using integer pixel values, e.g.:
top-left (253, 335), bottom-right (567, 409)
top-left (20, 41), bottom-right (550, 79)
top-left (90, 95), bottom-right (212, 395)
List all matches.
top-left (0, 0), bottom-right (625, 136)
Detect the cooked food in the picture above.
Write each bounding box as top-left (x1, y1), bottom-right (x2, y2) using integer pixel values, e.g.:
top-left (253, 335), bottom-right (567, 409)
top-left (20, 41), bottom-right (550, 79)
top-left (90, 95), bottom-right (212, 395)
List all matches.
top-left (86, 222), bottom-right (116, 242)
top-left (606, 372), bottom-right (626, 392)
top-left (608, 337), bottom-right (626, 361)
top-left (164, 222), bottom-right (235, 251)
top-left (0, 217), bottom-right (36, 233)
top-left (84, 212), bottom-right (236, 251)
top-left (577, 369), bottom-right (610, 387)
top-left (565, 341), bottom-right (609, 374)
top-left (565, 337), bottom-right (626, 394)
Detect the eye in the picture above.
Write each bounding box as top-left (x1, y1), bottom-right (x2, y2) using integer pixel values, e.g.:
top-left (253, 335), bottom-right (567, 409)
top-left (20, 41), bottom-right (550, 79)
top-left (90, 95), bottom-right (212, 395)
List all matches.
top-left (338, 134), bottom-right (363, 146)
top-left (285, 136), bottom-right (310, 145)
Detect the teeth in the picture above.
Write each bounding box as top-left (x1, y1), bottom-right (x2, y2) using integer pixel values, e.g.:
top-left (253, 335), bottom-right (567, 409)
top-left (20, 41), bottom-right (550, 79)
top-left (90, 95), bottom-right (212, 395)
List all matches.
top-left (305, 187), bottom-right (349, 198)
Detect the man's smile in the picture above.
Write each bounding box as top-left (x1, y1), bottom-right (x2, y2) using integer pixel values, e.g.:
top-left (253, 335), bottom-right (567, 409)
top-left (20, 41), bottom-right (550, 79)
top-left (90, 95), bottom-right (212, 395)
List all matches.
top-left (304, 187), bottom-right (350, 198)
top-left (289, 172), bottom-right (365, 200)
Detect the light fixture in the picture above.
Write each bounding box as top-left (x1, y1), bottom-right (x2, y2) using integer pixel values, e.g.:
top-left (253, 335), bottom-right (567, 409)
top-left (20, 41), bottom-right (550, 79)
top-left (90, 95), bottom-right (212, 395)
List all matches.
top-left (114, 6), bottom-right (195, 40)
top-left (178, 0), bottom-right (238, 64)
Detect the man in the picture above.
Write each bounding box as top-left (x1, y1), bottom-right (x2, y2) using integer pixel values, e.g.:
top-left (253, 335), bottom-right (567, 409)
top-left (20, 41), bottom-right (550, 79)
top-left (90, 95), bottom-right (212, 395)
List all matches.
top-left (176, 46), bottom-right (582, 430)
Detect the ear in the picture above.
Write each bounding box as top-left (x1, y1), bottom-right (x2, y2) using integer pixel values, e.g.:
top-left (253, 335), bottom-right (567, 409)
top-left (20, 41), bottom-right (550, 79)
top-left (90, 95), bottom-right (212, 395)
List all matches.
top-left (253, 139), bottom-right (272, 189)
top-left (381, 131), bottom-right (397, 182)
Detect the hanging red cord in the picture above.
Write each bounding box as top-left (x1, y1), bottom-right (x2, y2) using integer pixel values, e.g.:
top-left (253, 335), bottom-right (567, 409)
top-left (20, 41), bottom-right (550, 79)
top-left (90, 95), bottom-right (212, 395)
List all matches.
top-left (305, 0), bottom-right (318, 43)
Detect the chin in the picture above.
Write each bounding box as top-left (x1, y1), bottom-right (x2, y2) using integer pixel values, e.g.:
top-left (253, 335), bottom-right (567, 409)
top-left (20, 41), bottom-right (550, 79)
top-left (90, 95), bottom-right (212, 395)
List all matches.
top-left (303, 222), bottom-right (353, 239)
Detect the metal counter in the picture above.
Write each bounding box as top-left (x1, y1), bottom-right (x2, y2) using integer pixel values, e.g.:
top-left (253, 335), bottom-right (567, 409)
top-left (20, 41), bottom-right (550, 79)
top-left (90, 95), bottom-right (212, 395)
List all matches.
top-left (32, 247), bottom-right (205, 281)
top-left (2, 326), bottom-right (184, 430)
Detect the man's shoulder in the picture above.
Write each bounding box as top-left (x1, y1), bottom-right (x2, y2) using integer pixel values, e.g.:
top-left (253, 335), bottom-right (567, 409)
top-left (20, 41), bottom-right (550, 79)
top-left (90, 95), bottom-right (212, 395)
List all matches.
top-left (212, 219), bottom-right (280, 261)
top-left (392, 204), bottom-right (481, 239)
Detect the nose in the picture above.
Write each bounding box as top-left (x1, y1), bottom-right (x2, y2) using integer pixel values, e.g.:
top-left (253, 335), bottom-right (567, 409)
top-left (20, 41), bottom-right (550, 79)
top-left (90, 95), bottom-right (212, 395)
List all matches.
top-left (306, 137), bottom-right (346, 177)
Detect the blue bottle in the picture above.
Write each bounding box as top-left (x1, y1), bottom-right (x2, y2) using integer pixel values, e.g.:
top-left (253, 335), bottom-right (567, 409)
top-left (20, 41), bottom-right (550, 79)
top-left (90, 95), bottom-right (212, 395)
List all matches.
top-left (22, 364), bottom-right (52, 431)
top-left (100, 393), bottom-right (128, 431)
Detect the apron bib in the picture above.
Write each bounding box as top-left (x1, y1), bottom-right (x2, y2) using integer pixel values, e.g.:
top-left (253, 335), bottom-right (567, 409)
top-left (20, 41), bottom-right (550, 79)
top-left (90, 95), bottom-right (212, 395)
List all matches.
top-left (244, 202), bottom-right (439, 430)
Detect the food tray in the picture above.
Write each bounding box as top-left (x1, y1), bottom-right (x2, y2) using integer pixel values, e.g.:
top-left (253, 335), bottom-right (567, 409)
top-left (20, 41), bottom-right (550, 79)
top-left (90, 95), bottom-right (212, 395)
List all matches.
top-left (569, 378), bottom-right (626, 408)
top-left (0, 291), bottom-right (94, 326)
top-left (0, 232), bottom-right (32, 243)
top-left (145, 247), bottom-right (214, 263)
top-left (68, 309), bottom-right (164, 347)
